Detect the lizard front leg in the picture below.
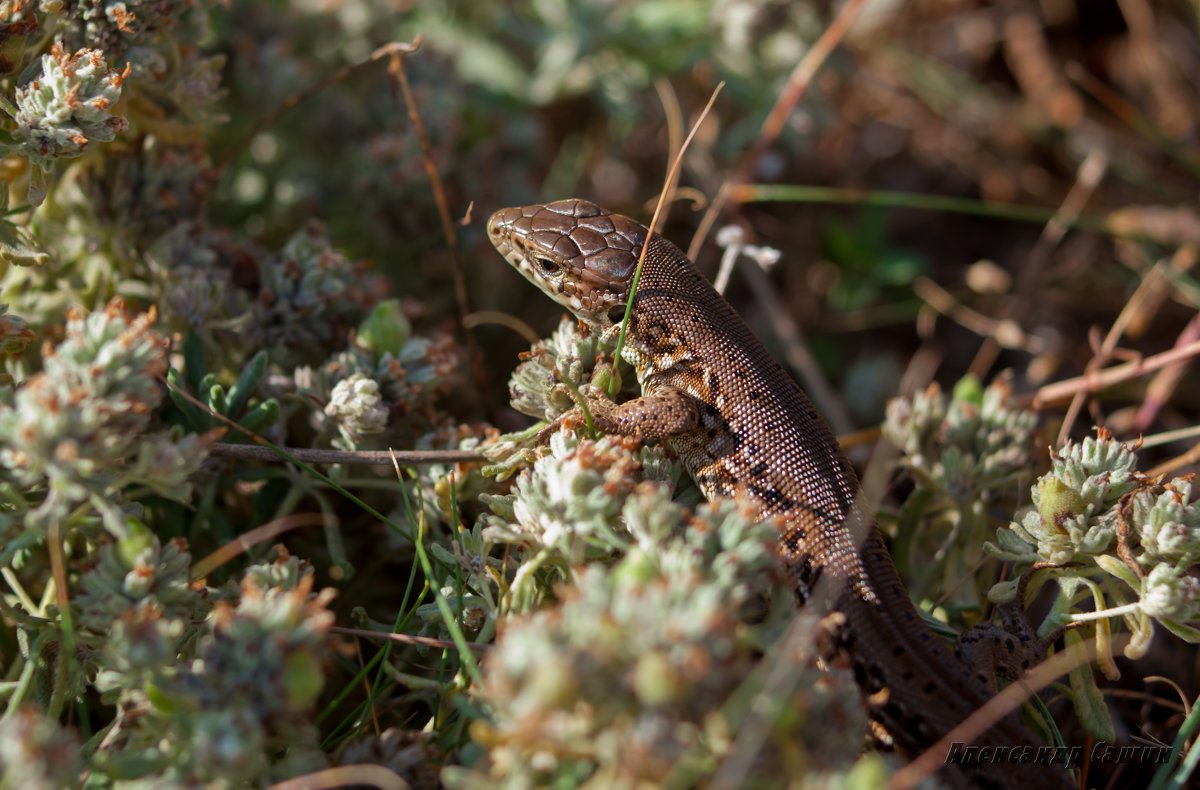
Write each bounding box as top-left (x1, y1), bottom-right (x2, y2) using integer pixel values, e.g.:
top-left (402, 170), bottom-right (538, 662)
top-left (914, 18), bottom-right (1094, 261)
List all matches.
top-left (542, 386), bottom-right (700, 442)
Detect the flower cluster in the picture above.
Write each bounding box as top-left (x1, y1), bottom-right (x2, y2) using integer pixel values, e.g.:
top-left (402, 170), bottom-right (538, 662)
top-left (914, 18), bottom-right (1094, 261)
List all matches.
top-left (75, 530), bottom-right (206, 651)
top-left (10, 43), bottom-right (128, 203)
top-left (0, 300), bottom-right (208, 535)
top-left (484, 316), bottom-right (633, 479)
top-left (508, 315), bottom-right (616, 422)
top-left (325, 372), bottom-right (389, 443)
top-left (54, 0), bottom-right (198, 59)
top-left (253, 224), bottom-right (379, 368)
top-left (885, 374), bottom-right (1038, 499)
top-left (293, 299), bottom-right (462, 451)
top-left (882, 374), bottom-right (1040, 603)
top-left (0, 707), bottom-right (82, 788)
top-left (984, 430), bottom-right (1200, 739)
top-left (449, 497), bottom-right (864, 787)
top-left (92, 140), bottom-right (219, 239)
top-left (989, 431), bottom-right (1141, 565)
top-left (86, 550), bottom-right (337, 785)
top-left (481, 430), bottom-right (676, 566)
top-left (147, 224), bottom-right (256, 346)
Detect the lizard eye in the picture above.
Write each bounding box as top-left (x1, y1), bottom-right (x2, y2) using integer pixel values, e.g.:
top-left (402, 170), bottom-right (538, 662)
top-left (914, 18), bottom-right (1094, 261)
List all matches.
top-left (533, 255), bottom-right (561, 275)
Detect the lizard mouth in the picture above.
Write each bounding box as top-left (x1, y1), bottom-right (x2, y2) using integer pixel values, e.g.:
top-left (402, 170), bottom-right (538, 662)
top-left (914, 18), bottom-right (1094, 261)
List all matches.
top-left (488, 212), bottom-right (553, 286)
top-left (488, 208), bottom-right (584, 313)
top-left (486, 209), bottom-right (522, 266)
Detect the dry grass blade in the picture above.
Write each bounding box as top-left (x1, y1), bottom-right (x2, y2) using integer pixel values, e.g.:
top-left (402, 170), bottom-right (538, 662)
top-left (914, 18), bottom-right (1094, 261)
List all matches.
top-left (268, 765), bottom-right (410, 790)
top-left (1058, 256), bottom-right (1165, 445)
top-left (387, 45), bottom-right (487, 410)
top-left (890, 632), bottom-right (1132, 790)
top-left (1032, 339), bottom-right (1200, 409)
top-left (915, 276), bottom-right (1048, 353)
top-left (332, 626), bottom-right (489, 653)
top-left (219, 39), bottom-right (421, 168)
top-left (191, 513), bottom-right (335, 580)
top-left (463, 310), bottom-right (541, 345)
top-left (1133, 310), bottom-right (1200, 433)
top-left (609, 81), bottom-right (725, 390)
top-left (686, 0), bottom-right (868, 260)
top-left (1148, 440), bottom-right (1200, 479)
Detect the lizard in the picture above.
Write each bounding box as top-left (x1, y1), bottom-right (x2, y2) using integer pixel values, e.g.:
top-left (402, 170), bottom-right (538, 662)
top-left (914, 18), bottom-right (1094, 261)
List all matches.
top-left (487, 198), bottom-right (1072, 789)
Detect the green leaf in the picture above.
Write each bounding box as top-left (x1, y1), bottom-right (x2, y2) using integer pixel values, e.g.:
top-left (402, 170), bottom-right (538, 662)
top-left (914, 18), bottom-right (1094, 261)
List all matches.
top-left (238, 399), bottom-right (280, 436)
top-left (357, 300), bottom-right (410, 356)
top-left (1066, 629), bottom-right (1116, 742)
top-left (1095, 553), bottom-right (1140, 592)
top-left (226, 350), bottom-right (267, 418)
top-left (207, 384), bottom-right (227, 416)
top-left (1160, 616), bottom-right (1200, 643)
top-left (183, 331), bottom-right (206, 392)
top-left (952, 374), bottom-right (984, 406)
top-left (429, 542), bottom-right (460, 569)
top-left (166, 368), bottom-right (210, 431)
top-left (878, 251), bottom-right (928, 284)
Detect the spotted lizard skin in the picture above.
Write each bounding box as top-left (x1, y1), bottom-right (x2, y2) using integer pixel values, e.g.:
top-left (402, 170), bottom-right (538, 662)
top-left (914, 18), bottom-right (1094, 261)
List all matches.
top-left (488, 199), bottom-right (1070, 789)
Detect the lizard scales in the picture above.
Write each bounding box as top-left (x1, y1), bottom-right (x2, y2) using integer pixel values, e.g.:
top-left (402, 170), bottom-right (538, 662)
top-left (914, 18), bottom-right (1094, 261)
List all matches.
top-left (488, 198), bottom-right (1067, 789)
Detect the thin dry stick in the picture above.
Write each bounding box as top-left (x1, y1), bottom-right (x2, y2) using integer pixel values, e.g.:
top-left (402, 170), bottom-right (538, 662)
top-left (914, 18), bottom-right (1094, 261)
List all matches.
top-left (268, 765), bottom-right (410, 790)
top-left (914, 276), bottom-right (1048, 353)
top-left (45, 520), bottom-right (74, 700)
top-left (191, 513), bottom-right (334, 580)
top-left (1140, 422), bottom-right (1200, 451)
top-left (653, 76), bottom-right (684, 170)
top-left (1057, 257), bottom-right (1166, 445)
top-left (1031, 338), bottom-right (1200, 408)
top-left (1135, 306), bottom-right (1200, 432)
top-left (332, 626), bottom-right (489, 652)
top-left (210, 443), bottom-right (483, 466)
top-left (463, 309), bottom-right (542, 345)
top-left (387, 46), bottom-right (488, 410)
top-left (164, 376), bottom-right (484, 467)
top-left (686, 0), bottom-right (867, 261)
top-left (890, 632), bottom-right (1131, 790)
top-left (1148, 440), bottom-right (1200, 479)
top-left (219, 40), bottom-right (421, 168)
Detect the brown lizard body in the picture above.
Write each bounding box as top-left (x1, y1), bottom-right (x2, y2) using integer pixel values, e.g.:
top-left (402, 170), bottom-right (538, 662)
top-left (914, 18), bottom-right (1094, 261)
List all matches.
top-left (488, 199), bottom-right (1070, 789)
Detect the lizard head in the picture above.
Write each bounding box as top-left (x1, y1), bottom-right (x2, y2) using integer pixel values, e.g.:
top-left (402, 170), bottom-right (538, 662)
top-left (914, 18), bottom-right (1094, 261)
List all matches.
top-left (487, 199), bottom-right (647, 328)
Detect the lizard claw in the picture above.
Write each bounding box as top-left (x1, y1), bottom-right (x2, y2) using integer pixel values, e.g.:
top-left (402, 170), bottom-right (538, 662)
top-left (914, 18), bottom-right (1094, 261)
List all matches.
top-left (534, 407), bottom-right (585, 444)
